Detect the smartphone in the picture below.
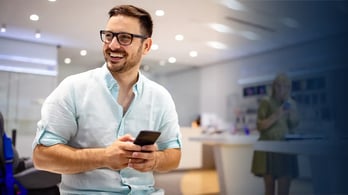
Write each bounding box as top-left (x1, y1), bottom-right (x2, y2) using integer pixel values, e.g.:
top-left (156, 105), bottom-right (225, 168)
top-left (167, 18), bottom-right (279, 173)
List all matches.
top-left (133, 130), bottom-right (161, 146)
top-left (283, 101), bottom-right (291, 110)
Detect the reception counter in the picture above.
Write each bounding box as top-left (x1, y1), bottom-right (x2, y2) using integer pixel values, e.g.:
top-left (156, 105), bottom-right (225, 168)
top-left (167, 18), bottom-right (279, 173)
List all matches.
top-left (190, 133), bottom-right (263, 195)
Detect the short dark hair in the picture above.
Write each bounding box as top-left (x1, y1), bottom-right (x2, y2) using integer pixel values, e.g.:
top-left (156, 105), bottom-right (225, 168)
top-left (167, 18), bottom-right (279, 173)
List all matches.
top-left (108, 5), bottom-right (153, 38)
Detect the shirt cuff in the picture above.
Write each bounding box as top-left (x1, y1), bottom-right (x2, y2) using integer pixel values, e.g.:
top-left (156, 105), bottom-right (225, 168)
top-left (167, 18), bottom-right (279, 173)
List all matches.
top-left (157, 138), bottom-right (182, 151)
top-left (34, 129), bottom-right (67, 147)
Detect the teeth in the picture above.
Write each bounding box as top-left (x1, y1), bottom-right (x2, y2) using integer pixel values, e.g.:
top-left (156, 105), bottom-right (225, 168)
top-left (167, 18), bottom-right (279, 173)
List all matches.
top-left (110, 53), bottom-right (123, 58)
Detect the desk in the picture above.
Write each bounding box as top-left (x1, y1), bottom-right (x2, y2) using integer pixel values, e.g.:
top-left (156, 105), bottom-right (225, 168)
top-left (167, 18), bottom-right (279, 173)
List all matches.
top-left (178, 127), bottom-right (202, 169)
top-left (190, 134), bottom-right (263, 195)
top-left (254, 140), bottom-right (348, 194)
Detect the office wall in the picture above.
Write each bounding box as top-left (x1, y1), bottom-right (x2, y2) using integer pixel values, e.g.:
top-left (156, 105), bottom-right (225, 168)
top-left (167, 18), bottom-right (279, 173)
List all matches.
top-left (155, 33), bottom-right (347, 128)
top-left (0, 37), bottom-right (58, 136)
top-left (156, 68), bottom-right (201, 127)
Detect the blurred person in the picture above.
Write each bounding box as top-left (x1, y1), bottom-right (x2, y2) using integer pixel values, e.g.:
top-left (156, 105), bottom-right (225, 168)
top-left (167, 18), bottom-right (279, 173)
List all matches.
top-left (251, 73), bottom-right (299, 195)
top-left (32, 5), bottom-right (181, 195)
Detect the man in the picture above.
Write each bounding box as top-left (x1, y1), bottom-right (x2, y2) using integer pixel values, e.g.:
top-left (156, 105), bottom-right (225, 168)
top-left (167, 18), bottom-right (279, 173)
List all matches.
top-left (32, 5), bottom-right (182, 195)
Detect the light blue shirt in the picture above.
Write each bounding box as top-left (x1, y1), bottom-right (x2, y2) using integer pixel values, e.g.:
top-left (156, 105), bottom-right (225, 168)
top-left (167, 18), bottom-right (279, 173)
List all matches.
top-left (33, 64), bottom-right (182, 195)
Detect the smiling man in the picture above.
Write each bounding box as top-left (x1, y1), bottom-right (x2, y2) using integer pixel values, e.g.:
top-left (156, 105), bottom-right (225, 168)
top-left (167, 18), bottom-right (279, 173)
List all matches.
top-left (32, 5), bottom-right (182, 195)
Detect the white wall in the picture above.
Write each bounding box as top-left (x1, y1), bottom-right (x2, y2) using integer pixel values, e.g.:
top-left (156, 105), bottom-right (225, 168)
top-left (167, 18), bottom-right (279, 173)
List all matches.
top-left (156, 68), bottom-right (201, 126)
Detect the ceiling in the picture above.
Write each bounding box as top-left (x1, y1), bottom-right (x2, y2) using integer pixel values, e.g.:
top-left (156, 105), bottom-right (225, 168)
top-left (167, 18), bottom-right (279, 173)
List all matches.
top-left (0, 0), bottom-right (347, 75)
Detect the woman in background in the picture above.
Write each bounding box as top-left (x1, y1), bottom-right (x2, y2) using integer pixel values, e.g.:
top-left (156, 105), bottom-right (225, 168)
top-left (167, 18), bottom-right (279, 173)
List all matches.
top-left (251, 73), bottom-right (299, 195)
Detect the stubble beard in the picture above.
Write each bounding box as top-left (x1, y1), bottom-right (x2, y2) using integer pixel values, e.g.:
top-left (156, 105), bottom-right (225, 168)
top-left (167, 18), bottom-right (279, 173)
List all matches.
top-left (105, 46), bottom-right (143, 74)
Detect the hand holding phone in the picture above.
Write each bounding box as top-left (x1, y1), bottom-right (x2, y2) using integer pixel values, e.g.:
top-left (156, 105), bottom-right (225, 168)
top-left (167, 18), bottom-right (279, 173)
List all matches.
top-left (283, 101), bottom-right (291, 110)
top-left (133, 130), bottom-right (161, 146)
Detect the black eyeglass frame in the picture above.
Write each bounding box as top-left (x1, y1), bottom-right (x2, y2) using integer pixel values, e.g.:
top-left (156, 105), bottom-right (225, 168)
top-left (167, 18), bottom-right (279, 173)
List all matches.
top-left (99, 30), bottom-right (148, 46)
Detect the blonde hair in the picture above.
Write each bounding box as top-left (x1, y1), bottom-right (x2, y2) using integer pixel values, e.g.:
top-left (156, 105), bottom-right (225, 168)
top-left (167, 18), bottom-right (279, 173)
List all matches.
top-left (271, 73), bottom-right (291, 98)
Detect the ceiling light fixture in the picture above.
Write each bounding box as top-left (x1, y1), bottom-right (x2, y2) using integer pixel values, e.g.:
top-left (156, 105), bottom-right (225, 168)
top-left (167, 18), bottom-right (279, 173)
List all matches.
top-left (155, 10), bottom-right (165, 16)
top-left (151, 44), bottom-right (159, 50)
top-left (1, 24), bottom-right (6, 33)
top-left (30, 14), bottom-right (39, 21)
top-left (142, 64), bottom-right (150, 72)
top-left (207, 41), bottom-right (228, 50)
top-left (221, 0), bottom-right (245, 11)
top-left (64, 58), bottom-right (71, 64)
top-left (35, 30), bottom-right (41, 39)
top-left (48, 0), bottom-right (56, 2)
top-left (175, 34), bottom-right (184, 41)
top-left (240, 31), bottom-right (259, 40)
top-left (189, 51), bottom-right (198, 57)
top-left (159, 60), bottom-right (166, 66)
top-left (80, 50), bottom-right (87, 56)
top-left (168, 57), bottom-right (176, 63)
top-left (209, 23), bottom-right (234, 33)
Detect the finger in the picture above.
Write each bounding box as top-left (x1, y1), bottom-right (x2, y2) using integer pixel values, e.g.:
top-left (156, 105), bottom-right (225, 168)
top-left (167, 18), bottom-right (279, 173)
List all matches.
top-left (122, 142), bottom-right (142, 152)
top-left (141, 145), bottom-right (157, 152)
top-left (118, 134), bottom-right (135, 142)
top-left (131, 151), bottom-right (154, 160)
top-left (129, 158), bottom-right (146, 164)
top-left (128, 160), bottom-right (153, 172)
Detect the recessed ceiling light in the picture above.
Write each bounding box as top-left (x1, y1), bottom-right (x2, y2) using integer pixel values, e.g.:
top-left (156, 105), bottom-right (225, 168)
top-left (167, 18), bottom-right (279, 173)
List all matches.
top-left (207, 41), bottom-right (228, 50)
top-left (80, 50), bottom-right (87, 56)
top-left (189, 51), bottom-right (198, 57)
top-left (142, 64), bottom-right (150, 72)
top-left (168, 57), bottom-right (176, 63)
top-left (64, 58), bottom-right (71, 64)
top-left (221, 0), bottom-right (245, 11)
top-left (48, 0), bottom-right (56, 2)
top-left (155, 10), bottom-right (165, 16)
top-left (159, 60), bottom-right (166, 66)
top-left (151, 44), bottom-right (159, 50)
top-left (175, 34), bottom-right (184, 41)
top-left (30, 14), bottom-right (39, 21)
top-left (209, 23), bottom-right (234, 33)
top-left (1, 24), bottom-right (6, 33)
top-left (240, 31), bottom-right (259, 40)
top-left (35, 30), bottom-right (41, 39)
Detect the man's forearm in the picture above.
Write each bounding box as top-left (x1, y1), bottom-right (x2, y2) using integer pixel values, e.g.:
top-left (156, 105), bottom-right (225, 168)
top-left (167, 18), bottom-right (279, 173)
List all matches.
top-left (33, 144), bottom-right (106, 174)
top-left (153, 148), bottom-right (181, 173)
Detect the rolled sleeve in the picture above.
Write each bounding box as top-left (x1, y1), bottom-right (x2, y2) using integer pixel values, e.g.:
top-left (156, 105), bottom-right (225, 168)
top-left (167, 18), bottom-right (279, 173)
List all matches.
top-left (157, 137), bottom-right (182, 151)
top-left (34, 126), bottom-right (67, 147)
top-left (33, 77), bottom-right (78, 149)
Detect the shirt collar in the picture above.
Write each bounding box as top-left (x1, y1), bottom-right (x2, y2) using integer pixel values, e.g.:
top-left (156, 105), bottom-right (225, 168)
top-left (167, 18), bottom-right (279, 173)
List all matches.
top-left (101, 63), bottom-right (117, 91)
top-left (101, 63), bottom-right (144, 95)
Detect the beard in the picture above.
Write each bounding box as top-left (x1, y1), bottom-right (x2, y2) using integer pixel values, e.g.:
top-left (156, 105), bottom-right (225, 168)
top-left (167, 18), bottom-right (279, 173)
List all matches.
top-left (104, 45), bottom-right (143, 74)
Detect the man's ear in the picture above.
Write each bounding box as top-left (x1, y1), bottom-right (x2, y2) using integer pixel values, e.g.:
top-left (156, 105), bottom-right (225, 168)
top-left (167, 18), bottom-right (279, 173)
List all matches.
top-left (142, 38), bottom-right (152, 55)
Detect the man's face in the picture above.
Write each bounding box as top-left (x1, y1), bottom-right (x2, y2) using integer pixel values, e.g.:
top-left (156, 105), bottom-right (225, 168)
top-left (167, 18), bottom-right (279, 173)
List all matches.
top-left (103, 15), bottom-right (151, 74)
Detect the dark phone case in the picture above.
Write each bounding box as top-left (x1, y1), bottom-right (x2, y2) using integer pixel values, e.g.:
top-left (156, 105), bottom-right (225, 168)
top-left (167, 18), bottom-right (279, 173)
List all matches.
top-left (283, 101), bottom-right (291, 110)
top-left (134, 130), bottom-right (161, 146)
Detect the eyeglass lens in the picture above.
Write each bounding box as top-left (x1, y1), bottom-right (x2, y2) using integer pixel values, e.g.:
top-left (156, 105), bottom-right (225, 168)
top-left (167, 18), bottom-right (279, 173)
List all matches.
top-left (102, 31), bottom-right (133, 46)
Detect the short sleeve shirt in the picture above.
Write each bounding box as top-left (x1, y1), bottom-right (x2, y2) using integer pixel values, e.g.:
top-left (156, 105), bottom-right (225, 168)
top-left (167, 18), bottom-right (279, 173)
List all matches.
top-left (257, 97), bottom-right (298, 140)
top-left (33, 64), bottom-right (182, 194)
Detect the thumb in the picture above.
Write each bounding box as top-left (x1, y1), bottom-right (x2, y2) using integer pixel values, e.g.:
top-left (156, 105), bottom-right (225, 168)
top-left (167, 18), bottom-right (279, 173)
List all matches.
top-left (118, 134), bottom-right (135, 142)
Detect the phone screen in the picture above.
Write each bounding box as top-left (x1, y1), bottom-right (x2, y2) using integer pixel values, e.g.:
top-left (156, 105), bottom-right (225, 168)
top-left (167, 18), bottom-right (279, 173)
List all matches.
top-left (134, 130), bottom-right (161, 146)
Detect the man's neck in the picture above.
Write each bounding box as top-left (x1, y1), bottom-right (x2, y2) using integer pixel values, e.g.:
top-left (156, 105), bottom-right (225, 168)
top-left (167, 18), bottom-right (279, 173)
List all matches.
top-left (111, 69), bottom-right (139, 115)
top-left (112, 69), bottom-right (139, 91)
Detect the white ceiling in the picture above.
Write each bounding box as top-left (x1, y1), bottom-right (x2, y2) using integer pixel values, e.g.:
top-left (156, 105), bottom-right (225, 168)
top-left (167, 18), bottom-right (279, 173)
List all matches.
top-left (0, 0), bottom-right (347, 75)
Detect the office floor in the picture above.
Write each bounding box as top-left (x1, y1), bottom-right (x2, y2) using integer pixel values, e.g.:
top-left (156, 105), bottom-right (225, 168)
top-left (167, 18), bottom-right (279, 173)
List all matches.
top-left (154, 169), bottom-right (313, 195)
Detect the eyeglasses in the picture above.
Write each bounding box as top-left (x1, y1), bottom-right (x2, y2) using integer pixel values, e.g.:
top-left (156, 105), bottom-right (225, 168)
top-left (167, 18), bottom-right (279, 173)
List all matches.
top-left (100, 30), bottom-right (148, 46)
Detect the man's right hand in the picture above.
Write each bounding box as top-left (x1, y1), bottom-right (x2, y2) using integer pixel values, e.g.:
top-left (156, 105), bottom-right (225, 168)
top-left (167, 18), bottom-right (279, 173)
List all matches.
top-left (104, 134), bottom-right (142, 170)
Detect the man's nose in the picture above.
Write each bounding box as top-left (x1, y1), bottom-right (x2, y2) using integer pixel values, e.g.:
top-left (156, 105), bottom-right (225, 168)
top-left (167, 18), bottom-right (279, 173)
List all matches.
top-left (109, 37), bottom-right (121, 50)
